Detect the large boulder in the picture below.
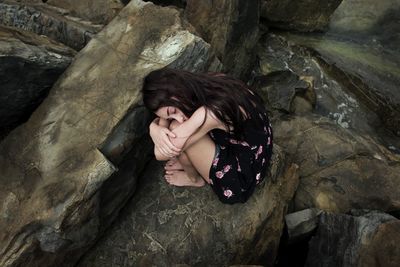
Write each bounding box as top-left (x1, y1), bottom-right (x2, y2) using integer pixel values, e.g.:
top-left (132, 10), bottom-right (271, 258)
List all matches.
top-left (254, 32), bottom-right (400, 151)
top-left (75, 145), bottom-right (300, 266)
top-left (0, 0), bottom-right (103, 50)
top-left (306, 209), bottom-right (400, 267)
top-left (272, 114), bottom-right (400, 214)
top-left (0, 25), bottom-right (76, 141)
top-left (280, 31), bottom-right (400, 137)
top-left (184, 0), bottom-right (261, 80)
top-left (0, 0), bottom-right (221, 266)
top-left (260, 0), bottom-right (343, 32)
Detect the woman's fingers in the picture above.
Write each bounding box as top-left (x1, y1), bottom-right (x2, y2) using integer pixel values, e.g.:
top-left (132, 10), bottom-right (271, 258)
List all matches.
top-left (165, 130), bottom-right (177, 138)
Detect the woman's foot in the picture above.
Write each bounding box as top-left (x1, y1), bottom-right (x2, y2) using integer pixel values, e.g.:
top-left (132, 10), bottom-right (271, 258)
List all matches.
top-left (164, 157), bottom-right (183, 171)
top-left (164, 170), bottom-right (206, 187)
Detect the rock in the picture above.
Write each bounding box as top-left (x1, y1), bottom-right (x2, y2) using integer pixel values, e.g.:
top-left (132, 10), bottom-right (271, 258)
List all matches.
top-left (0, 0), bottom-right (221, 266)
top-left (285, 208), bottom-right (322, 244)
top-left (251, 70), bottom-right (315, 114)
top-left (254, 32), bottom-right (400, 152)
top-left (260, 0), bottom-right (343, 32)
top-left (0, 0), bottom-right (104, 50)
top-left (0, 25), bottom-right (76, 141)
top-left (184, 0), bottom-right (261, 80)
top-left (305, 209), bottom-right (400, 267)
top-left (280, 31), bottom-right (400, 137)
top-left (271, 114), bottom-right (400, 214)
top-left (144, 0), bottom-right (187, 8)
top-left (45, 0), bottom-right (125, 25)
top-left (329, 0), bottom-right (400, 53)
top-left (75, 145), bottom-right (300, 266)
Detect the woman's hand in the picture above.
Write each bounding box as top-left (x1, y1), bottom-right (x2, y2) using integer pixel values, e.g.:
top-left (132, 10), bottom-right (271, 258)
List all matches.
top-left (150, 119), bottom-right (182, 158)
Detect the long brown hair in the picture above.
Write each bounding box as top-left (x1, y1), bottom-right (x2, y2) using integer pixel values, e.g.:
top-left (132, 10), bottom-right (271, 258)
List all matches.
top-left (141, 67), bottom-right (267, 140)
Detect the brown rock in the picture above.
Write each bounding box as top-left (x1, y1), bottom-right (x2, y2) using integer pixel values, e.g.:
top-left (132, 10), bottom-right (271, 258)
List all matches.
top-left (0, 1), bottom-right (220, 266)
top-left (75, 145), bottom-right (300, 266)
top-left (260, 0), bottom-right (343, 32)
top-left (46, 0), bottom-right (124, 25)
top-left (184, 0), bottom-right (261, 80)
top-left (0, 25), bottom-right (76, 141)
top-left (0, 0), bottom-right (103, 50)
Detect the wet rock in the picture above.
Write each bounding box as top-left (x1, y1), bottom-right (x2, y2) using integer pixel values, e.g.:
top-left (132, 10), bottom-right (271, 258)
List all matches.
top-left (45, 0), bottom-right (125, 25)
top-left (0, 25), bottom-right (76, 141)
top-left (280, 32), bottom-right (400, 137)
top-left (272, 114), bottom-right (400, 214)
top-left (260, 0), bottom-right (343, 32)
top-left (0, 0), bottom-right (221, 266)
top-left (75, 145), bottom-right (300, 266)
top-left (184, 0), bottom-right (261, 80)
top-left (0, 0), bottom-right (104, 50)
top-left (254, 32), bottom-right (400, 152)
top-left (305, 209), bottom-right (400, 267)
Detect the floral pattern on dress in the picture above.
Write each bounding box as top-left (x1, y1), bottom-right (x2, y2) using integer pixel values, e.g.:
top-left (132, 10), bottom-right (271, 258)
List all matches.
top-left (215, 164), bottom-right (233, 179)
top-left (255, 145), bottom-right (263, 160)
top-left (223, 188), bottom-right (233, 198)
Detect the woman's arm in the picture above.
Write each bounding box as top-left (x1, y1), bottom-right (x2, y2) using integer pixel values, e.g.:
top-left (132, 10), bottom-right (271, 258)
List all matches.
top-left (170, 106), bottom-right (225, 151)
top-left (150, 117), bottom-right (180, 161)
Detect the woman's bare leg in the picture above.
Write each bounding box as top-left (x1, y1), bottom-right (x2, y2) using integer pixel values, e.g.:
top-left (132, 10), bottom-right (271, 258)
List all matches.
top-left (164, 120), bottom-right (215, 186)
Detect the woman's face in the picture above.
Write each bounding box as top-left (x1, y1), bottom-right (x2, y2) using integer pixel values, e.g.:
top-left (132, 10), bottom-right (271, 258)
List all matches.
top-left (155, 106), bottom-right (188, 123)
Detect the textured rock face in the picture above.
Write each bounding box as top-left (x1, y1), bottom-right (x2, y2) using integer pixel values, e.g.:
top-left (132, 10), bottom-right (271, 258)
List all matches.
top-left (305, 210), bottom-right (400, 267)
top-left (75, 145), bottom-right (300, 267)
top-left (280, 32), bottom-right (400, 137)
top-left (271, 114), bottom-right (400, 213)
top-left (0, 0), bottom-right (221, 266)
top-left (0, 0), bottom-right (103, 50)
top-left (46, 0), bottom-right (125, 25)
top-left (184, 0), bottom-right (261, 80)
top-left (260, 0), bottom-right (343, 32)
top-left (0, 25), bottom-right (76, 140)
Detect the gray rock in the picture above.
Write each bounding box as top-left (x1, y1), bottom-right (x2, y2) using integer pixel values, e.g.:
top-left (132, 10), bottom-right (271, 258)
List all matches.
top-left (45, 0), bottom-right (125, 25)
top-left (0, 0), bottom-right (221, 266)
top-left (0, 25), bottom-right (76, 141)
top-left (260, 0), bottom-right (343, 32)
top-left (272, 114), bottom-right (400, 214)
top-left (184, 0), bottom-right (261, 80)
top-left (0, 0), bottom-right (103, 50)
top-left (76, 145), bottom-right (300, 266)
top-left (280, 32), bottom-right (400, 137)
top-left (251, 70), bottom-right (314, 114)
top-left (285, 208), bottom-right (323, 244)
top-left (305, 210), bottom-right (400, 267)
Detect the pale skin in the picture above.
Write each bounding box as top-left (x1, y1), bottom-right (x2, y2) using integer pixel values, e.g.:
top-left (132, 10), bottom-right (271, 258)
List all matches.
top-left (150, 105), bottom-right (230, 187)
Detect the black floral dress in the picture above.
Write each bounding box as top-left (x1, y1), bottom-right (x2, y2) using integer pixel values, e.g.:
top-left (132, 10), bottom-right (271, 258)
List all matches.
top-left (207, 104), bottom-right (273, 204)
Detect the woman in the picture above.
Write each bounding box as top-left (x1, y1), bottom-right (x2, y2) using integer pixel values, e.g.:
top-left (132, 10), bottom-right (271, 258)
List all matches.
top-left (141, 67), bottom-right (273, 204)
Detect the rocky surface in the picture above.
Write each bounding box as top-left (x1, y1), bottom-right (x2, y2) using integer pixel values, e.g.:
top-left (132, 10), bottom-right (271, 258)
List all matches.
top-left (0, 0), bottom-right (104, 50)
top-left (281, 32), bottom-right (400, 137)
top-left (75, 146), bottom-right (299, 266)
top-left (0, 0), bottom-right (221, 266)
top-left (254, 32), bottom-right (400, 153)
top-left (252, 33), bottom-right (400, 214)
top-left (260, 0), bottom-right (343, 32)
top-left (184, 0), bottom-right (261, 80)
top-left (306, 210), bottom-right (400, 267)
top-left (285, 208), bottom-right (322, 244)
top-left (45, 0), bottom-right (125, 25)
top-left (0, 25), bottom-right (76, 141)
top-left (273, 114), bottom-right (400, 214)
top-left (329, 0), bottom-right (400, 53)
